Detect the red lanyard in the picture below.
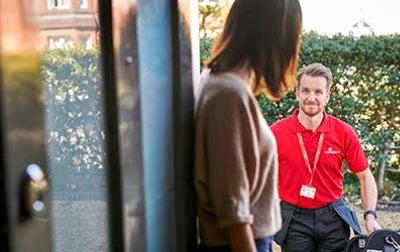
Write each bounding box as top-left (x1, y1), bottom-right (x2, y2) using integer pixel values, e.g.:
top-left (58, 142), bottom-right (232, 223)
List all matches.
top-left (297, 132), bottom-right (325, 185)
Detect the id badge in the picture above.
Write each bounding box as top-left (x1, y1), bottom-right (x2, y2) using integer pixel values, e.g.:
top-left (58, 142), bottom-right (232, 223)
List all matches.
top-left (300, 184), bottom-right (316, 199)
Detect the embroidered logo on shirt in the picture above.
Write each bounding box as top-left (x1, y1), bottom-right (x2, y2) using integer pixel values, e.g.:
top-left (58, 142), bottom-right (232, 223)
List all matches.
top-left (325, 147), bottom-right (341, 154)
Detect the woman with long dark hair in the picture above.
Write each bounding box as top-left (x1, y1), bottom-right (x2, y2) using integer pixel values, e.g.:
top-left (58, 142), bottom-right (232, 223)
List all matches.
top-left (194, 0), bottom-right (303, 251)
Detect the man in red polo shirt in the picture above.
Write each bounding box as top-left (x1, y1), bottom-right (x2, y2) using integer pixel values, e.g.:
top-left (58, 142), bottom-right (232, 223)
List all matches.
top-left (271, 63), bottom-right (381, 251)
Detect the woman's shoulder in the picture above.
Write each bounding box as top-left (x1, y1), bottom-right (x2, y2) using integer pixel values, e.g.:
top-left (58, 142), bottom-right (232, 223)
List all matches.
top-left (195, 70), bottom-right (257, 119)
top-left (198, 70), bottom-right (251, 100)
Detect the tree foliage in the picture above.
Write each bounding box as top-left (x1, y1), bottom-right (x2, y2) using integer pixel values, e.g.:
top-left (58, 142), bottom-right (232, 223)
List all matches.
top-left (198, 0), bottom-right (231, 38)
top-left (41, 48), bottom-right (106, 173)
top-left (34, 31), bottom-right (400, 200)
top-left (201, 33), bottom-right (400, 200)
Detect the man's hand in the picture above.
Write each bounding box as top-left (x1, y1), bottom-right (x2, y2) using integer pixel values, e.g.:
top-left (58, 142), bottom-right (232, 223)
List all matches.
top-left (365, 215), bottom-right (381, 235)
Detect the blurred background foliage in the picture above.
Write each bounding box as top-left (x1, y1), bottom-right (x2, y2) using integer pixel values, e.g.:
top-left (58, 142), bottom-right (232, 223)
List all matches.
top-left (4, 0), bottom-right (398, 202)
top-left (1, 54), bottom-right (47, 182)
top-left (198, 0), bottom-right (400, 201)
top-left (41, 48), bottom-right (105, 173)
top-left (40, 48), bottom-right (107, 198)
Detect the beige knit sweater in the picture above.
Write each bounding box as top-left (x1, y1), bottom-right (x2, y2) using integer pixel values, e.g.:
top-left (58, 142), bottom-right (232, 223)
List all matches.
top-left (194, 70), bottom-right (281, 247)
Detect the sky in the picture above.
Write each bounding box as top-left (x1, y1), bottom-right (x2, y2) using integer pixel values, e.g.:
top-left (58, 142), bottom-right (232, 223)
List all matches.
top-left (299, 0), bottom-right (400, 35)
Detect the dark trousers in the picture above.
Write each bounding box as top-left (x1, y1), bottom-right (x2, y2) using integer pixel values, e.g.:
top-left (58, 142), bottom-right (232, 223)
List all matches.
top-left (279, 202), bottom-right (350, 252)
top-left (198, 236), bottom-right (273, 252)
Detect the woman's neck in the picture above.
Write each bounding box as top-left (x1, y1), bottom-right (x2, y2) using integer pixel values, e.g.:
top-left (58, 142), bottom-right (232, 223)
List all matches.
top-left (231, 64), bottom-right (251, 84)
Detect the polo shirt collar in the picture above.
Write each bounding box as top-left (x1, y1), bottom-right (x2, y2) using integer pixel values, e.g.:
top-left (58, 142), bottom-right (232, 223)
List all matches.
top-left (290, 109), bottom-right (330, 133)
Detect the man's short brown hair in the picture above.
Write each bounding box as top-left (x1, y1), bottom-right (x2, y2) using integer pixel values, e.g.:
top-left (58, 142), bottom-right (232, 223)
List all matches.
top-left (296, 63), bottom-right (333, 90)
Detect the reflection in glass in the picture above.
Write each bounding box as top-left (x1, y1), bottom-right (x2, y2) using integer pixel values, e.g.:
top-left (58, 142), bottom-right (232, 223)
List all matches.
top-left (111, 0), bottom-right (198, 250)
top-left (1, 0), bottom-right (110, 250)
top-left (1, 1), bottom-right (50, 251)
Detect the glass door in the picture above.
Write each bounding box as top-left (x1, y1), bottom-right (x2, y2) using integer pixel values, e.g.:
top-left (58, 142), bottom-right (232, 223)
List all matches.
top-left (0, 0), bottom-right (198, 251)
top-left (0, 0), bottom-right (110, 251)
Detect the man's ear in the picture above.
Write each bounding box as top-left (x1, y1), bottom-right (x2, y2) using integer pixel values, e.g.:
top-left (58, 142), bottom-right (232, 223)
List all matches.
top-left (326, 91), bottom-right (331, 104)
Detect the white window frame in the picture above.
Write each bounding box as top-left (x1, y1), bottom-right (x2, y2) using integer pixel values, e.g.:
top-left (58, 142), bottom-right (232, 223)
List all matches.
top-left (79, 0), bottom-right (89, 9)
top-left (47, 0), bottom-right (71, 10)
top-left (79, 35), bottom-right (93, 49)
top-left (48, 36), bottom-right (74, 50)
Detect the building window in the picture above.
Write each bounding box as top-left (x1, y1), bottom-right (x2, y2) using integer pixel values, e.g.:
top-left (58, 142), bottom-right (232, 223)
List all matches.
top-left (49, 36), bottom-right (73, 50)
top-left (47, 0), bottom-right (71, 10)
top-left (79, 35), bottom-right (93, 49)
top-left (79, 0), bottom-right (88, 9)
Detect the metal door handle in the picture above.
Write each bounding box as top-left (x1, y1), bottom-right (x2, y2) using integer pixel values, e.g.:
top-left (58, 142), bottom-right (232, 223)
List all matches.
top-left (20, 163), bottom-right (48, 220)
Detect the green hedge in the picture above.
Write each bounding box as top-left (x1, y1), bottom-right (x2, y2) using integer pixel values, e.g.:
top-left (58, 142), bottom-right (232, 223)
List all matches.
top-left (41, 48), bottom-right (106, 173)
top-left (37, 34), bottom-right (400, 199)
top-left (201, 32), bottom-right (400, 200)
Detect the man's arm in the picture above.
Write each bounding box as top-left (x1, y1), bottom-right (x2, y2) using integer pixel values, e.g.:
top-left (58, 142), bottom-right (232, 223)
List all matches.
top-left (356, 168), bottom-right (381, 234)
top-left (224, 223), bottom-right (257, 252)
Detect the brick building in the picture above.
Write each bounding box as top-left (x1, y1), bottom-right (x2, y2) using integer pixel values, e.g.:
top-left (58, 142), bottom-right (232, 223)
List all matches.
top-left (1, 0), bottom-right (100, 52)
top-left (38, 0), bottom-right (100, 50)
